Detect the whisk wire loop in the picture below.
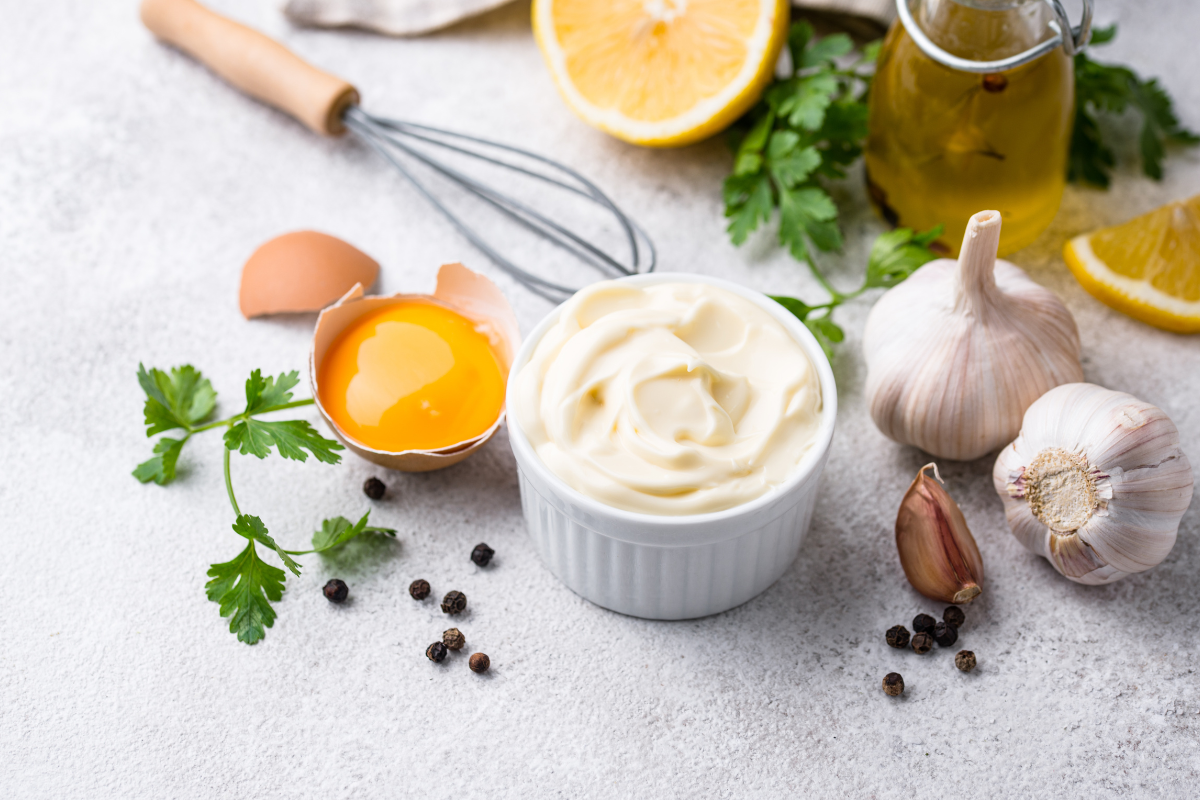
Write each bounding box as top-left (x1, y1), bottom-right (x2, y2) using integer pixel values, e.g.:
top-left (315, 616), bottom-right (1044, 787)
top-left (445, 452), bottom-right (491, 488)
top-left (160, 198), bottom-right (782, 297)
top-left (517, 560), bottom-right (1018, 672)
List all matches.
top-left (368, 125), bottom-right (632, 278)
top-left (344, 107), bottom-right (655, 302)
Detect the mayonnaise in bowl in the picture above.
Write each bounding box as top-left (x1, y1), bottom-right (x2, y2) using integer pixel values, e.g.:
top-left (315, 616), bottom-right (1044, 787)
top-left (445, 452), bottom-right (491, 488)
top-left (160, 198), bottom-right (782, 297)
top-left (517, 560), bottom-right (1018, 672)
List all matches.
top-left (512, 280), bottom-right (823, 515)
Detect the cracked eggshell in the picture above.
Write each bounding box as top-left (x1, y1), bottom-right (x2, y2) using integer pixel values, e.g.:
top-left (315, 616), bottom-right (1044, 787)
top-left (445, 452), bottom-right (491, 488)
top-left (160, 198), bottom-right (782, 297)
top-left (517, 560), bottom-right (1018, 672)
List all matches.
top-left (240, 231), bottom-right (379, 318)
top-left (310, 262), bottom-right (520, 472)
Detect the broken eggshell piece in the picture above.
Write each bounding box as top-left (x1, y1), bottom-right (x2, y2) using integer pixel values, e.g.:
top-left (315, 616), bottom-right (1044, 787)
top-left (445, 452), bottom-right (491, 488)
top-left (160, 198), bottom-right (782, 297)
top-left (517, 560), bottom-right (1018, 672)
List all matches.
top-left (240, 230), bottom-right (379, 318)
top-left (310, 263), bottom-right (520, 472)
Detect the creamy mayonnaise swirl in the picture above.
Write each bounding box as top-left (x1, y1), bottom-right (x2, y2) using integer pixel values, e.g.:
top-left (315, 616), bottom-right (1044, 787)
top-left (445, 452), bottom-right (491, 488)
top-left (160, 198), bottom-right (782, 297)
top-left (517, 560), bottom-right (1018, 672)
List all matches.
top-left (513, 281), bottom-right (823, 515)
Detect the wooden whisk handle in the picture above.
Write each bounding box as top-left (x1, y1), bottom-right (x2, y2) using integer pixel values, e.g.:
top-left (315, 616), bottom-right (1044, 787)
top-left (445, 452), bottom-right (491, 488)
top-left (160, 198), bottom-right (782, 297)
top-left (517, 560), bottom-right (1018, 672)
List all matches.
top-left (140, 0), bottom-right (359, 135)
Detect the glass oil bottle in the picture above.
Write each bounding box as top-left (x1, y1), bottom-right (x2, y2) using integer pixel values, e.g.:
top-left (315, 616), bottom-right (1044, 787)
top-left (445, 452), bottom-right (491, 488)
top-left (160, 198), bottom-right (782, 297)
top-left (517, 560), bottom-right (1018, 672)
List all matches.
top-left (865, 0), bottom-right (1085, 255)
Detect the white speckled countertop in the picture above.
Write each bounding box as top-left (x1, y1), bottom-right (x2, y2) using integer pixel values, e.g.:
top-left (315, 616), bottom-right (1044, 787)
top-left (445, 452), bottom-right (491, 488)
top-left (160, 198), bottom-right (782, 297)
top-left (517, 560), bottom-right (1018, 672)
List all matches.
top-left (3, 1), bottom-right (1198, 796)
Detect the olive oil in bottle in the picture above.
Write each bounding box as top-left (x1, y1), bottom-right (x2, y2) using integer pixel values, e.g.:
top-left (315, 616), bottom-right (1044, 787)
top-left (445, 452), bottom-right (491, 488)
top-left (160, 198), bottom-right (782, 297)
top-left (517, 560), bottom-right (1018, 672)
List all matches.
top-left (865, 0), bottom-right (1075, 255)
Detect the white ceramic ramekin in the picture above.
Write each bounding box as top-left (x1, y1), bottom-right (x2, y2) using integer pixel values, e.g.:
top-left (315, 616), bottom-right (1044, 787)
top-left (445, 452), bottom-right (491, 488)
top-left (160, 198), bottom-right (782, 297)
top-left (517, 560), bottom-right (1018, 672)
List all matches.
top-left (506, 273), bottom-right (838, 620)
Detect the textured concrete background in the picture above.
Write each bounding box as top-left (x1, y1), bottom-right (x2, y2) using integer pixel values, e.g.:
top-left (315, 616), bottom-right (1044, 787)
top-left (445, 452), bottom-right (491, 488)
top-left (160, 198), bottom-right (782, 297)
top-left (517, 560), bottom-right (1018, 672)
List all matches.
top-left (2, 1), bottom-right (1198, 797)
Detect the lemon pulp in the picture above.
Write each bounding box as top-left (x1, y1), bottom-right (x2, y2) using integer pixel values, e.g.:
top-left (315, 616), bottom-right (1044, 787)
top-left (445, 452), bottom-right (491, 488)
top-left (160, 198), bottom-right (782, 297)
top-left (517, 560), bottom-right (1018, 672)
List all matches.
top-left (1064, 195), bottom-right (1200, 333)
top-left (533, 0), bottom-right (788, 146)
top-left (318, 302), bottom-right (505, 451)
top-left (1089, 197), bottom-right (1200, 301)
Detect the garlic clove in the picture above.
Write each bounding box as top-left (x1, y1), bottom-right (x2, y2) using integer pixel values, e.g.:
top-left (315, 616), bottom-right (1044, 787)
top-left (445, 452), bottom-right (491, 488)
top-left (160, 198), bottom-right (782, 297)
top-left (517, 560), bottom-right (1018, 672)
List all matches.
top-left (994, 383), bottom-right (1194, 584)
top-left (896, 463), bottom-right (984, 604)
top-left (863, 210), bottom-right (1083, 461)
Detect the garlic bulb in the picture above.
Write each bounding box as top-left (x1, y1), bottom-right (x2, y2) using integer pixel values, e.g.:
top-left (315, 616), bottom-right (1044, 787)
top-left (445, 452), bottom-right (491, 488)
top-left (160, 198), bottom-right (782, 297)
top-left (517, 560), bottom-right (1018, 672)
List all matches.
top-left (863, 210), bottom-right (1084, 461)
top-left (993, 383), bottom-right (1194, 585)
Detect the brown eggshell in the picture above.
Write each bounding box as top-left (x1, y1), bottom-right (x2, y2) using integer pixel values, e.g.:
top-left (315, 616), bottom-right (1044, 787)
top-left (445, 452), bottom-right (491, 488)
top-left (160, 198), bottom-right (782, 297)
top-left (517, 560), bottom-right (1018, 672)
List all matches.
top-left (240, 231), bottom-right (379, 318)
top-left (310, 263), bottom-right (521, 472)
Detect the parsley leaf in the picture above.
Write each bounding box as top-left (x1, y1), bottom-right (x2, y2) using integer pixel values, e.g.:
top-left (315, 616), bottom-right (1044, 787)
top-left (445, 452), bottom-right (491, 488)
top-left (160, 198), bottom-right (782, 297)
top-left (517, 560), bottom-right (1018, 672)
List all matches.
top-left (779, 185), bottom-right (840, 260)
top-left (801, 33), bottom-right (853, 68)
top-left (206, 538), bottom-right (287, 645)
top-left (807, 315), bottom-right (845, 361)
top-left (724, 173), bottom-right (775, 244)
top-left (769, 295), bottom-right (814, 322)
top-left (864, 225), bottom-right (944, 290)
top-left (132, 436), bottom-right (187, 485)
top-left (1131, 78), bottom-right (1200, 180)
top-left (242, 369), bottom-right (300, 414)
top-left (813, 100), bottom-right (870, 178)
top-left (296, 511), bottom-right (397, 555)
top-left (771, 295), bottom-right (841, 362)
top-left (792, 313), bottom-right (843, 363)
top-left (231, 514), bottom-right (301, 576)
top-left (732, 111), bottom-right (775, 175)
top-left (137, 363), bottom-right (216, 436)
top-left (1070, 25), bottom-right (1198, 186)
top-left (224, 418), bottom-right (343, 463)
top-left (775, 71), bottom-right (840, 130)
top-left (770, 144), bottom-right (822, 188)
top-left (135, 363), bottom-right (217, 485)
top-left (223, 369), bottom-right (343, 463)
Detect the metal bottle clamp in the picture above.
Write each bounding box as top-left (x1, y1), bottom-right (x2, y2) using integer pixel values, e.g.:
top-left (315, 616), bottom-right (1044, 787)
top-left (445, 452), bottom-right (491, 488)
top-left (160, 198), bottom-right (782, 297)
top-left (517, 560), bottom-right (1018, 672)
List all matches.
top-left (895, 0), bottom-right (1094, 73)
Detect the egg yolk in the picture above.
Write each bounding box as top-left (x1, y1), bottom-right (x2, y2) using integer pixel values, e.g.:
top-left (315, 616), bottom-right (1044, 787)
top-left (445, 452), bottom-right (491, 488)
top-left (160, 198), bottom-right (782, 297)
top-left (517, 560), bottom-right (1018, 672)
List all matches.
top-left (318, 302), bottom-right (506, 451)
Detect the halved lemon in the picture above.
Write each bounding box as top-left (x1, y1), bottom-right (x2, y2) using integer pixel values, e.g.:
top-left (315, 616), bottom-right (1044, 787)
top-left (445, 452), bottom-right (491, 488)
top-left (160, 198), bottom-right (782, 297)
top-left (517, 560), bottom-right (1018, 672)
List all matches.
top-left (1064, 195), bottom-right (1200, 334)
top-left (532, 0), bottom-right (790, 147)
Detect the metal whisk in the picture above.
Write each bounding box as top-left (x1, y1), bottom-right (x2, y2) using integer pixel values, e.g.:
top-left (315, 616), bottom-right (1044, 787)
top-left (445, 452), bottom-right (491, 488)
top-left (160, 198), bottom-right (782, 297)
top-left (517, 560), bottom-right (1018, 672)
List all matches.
top-left (142, 0), bottom-right (655, 303)
top-left (343, 109), bottom-right (655, 302)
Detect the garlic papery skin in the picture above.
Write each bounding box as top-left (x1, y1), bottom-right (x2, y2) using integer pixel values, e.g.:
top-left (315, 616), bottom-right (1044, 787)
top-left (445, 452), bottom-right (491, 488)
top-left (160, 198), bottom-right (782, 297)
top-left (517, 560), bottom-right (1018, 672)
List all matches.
top-left (993, 383), bottom-right (1194, 585)
top-left (896, 463), bottom-right (984, 604)
top-left (863, 210), bottom-right (1084, 461)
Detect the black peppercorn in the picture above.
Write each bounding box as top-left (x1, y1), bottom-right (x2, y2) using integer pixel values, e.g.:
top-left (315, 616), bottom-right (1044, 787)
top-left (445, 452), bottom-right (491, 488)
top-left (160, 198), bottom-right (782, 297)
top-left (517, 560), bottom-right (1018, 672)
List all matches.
top-left (470, 543), bottom-right (495, 567)
top-left (933, 621), bottom-right (958, 647)
top-left (912, 613), bottom-right (936, 635)
top-left (441, 590), bottom-right (467, 614)
top-left (886, 625), bottom-right (911, 649)
top-left (955, 650), bottom-right (977, 672)
top-left (409, 579), bottom-right (431, 600)
top-left (882, 672), bottom-right (904, 697)
top-left (443, 628), bottom-right (465, 650)
top-left (426, 642), bottom-right (448, 663)
top-left (322, 579), bottom-right (349, 604)
top-left (943, 606), bottom-right (966, 629)
top-left (911, 632), bottom-right (933, 654)
top-left (469, 652), bottom-right (490, 673)
top-left (362, 477), bottom-right (386, 500)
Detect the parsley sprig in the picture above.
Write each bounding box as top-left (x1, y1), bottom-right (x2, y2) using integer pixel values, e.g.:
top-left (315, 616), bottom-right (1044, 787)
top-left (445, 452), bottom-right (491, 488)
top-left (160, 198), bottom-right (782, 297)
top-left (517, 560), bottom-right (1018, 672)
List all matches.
top-left (723, 22), bottom-right (940, 357)
top-left (724, 22), bottom-right (875, 265)
top-left (134, 364), bottom-right (395, 644)
top-left (770, 225), bottom-right (942, 359)
top-left (1070, 24), bottom-right (1199, 187)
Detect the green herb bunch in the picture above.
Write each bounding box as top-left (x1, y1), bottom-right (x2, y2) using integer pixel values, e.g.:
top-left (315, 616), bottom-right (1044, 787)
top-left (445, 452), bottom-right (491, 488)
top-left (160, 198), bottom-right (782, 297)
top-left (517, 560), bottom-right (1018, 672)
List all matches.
top-left (1070, 24), bottom-right (1199, 187)
top-left (724, 22), bottom-right (875, 270)
top-left (134, 364), bottom-right (395, 644)
top-left (722, 22), bottom-right (941, 357)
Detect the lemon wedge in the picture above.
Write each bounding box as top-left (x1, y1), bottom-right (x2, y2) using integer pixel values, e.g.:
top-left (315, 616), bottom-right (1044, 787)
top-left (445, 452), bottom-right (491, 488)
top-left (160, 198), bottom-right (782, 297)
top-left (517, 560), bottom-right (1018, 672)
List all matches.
top-left (532, 0), bottom-right (789, 147)
top-left (1064, 195), bottom-right (1200, 333)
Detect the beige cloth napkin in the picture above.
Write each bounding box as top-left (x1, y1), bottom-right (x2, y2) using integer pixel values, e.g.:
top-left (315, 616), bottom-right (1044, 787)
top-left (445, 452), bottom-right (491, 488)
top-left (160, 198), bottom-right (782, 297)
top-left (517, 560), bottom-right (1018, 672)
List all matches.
top-left (282, 0), bottom-right (895, 38)
top-left (282, 0), bottom-right (516, 36)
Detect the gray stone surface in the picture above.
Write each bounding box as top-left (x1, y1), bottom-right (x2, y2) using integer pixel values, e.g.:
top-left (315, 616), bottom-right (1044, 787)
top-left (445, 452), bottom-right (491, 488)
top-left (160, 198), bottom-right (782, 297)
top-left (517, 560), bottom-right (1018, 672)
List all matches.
top-left (2, 0), bottom-right (1198, 796)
